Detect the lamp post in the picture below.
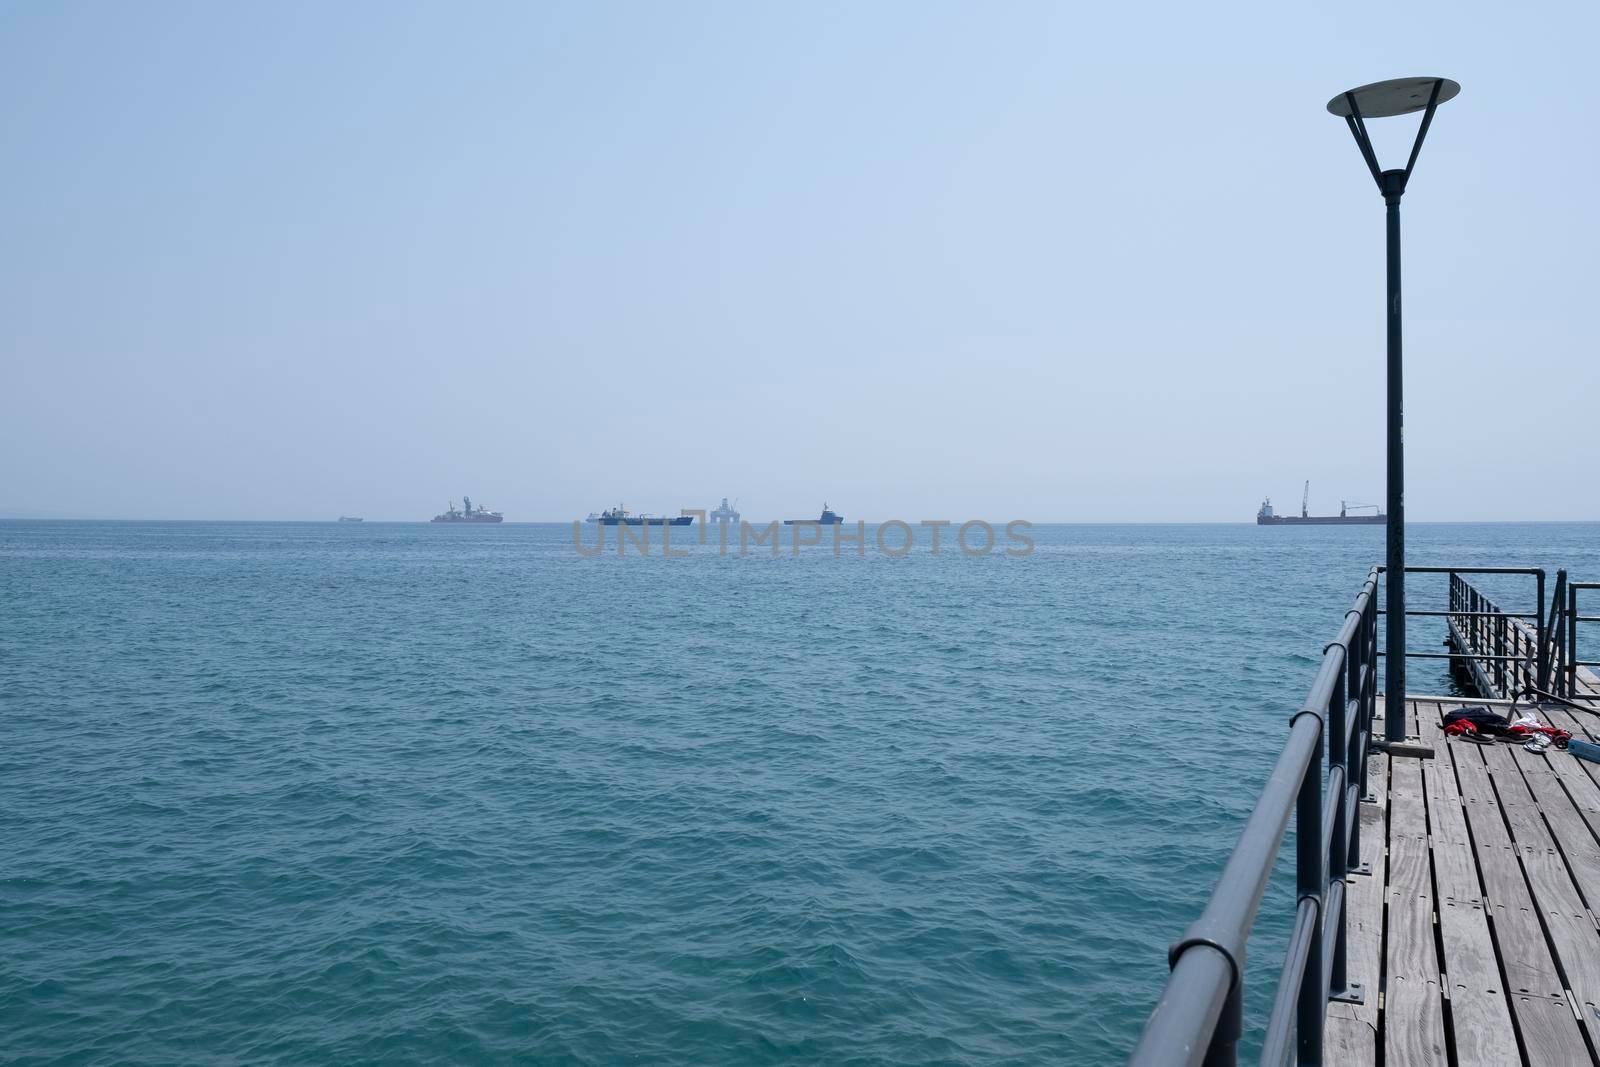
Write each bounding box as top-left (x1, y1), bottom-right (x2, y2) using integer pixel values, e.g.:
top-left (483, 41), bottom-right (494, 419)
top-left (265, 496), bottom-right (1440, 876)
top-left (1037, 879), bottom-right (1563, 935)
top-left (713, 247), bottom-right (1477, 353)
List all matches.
top-left (1327, 77), bottom-right (1460, 743)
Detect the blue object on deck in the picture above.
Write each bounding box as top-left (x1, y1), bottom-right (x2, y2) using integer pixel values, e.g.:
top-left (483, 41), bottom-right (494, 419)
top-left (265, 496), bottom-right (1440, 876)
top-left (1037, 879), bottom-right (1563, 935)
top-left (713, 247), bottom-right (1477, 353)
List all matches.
top-left (1569, 738), bottom-right (1600, 764)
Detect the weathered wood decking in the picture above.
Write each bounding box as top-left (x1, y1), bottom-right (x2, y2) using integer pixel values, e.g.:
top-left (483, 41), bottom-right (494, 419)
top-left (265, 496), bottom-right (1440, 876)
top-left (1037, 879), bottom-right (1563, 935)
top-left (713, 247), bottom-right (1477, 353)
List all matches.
top-left (1333, 695), bottom-right (1600, 1066)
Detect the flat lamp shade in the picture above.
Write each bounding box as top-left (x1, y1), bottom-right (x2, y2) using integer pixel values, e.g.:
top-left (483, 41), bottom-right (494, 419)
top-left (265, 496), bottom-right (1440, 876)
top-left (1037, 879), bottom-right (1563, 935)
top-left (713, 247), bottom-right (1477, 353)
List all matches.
top-left (1327, 77), bottom-right (1460, 118)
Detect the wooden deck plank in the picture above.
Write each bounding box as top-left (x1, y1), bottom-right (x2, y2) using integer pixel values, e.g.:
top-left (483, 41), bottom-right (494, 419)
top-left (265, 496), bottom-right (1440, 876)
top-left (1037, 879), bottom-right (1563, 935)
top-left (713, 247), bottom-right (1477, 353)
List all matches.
top-left (1508, 742), bottom-right (1600, 905)
top-left (1448, 733), bottom-right (1596, 1065)
top-left (1416, 705), bottom-right (1522, 1067)
top-left (1367, 614), bottom-right (1600, 1060)
top-left (1326, 1015), bottom-right (1378, 1066)
top-left (1330, 744), bottom-right (1389, 1041)
top-left (1528, 708), bottom-right (1600, 845)
top-left (1451, 742), bottom-right (1569, 998)
top-left (1429, 705), bottom-right (1595, 1063)
top-left (1547, 704), bottom-right (1600, 745)
top-left (1513, 992), bottom-right (1596, 1067)
top-left (1327, 678), bottom-right (1600, 1062)
top-left (1329, 703), bottom-right (1388, 1067)
top-left (1480, 741), bottom-right (1600, 1031)
top-left (1543, 705), bottom-right (1600, 800)
top-left (1385, 750), bottom-right (1449, 1065)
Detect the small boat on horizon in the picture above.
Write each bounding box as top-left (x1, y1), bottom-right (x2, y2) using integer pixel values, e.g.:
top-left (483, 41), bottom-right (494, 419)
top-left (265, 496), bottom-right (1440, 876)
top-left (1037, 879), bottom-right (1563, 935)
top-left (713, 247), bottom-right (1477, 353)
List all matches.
top-left (337, 516), bottom-right (364, 523)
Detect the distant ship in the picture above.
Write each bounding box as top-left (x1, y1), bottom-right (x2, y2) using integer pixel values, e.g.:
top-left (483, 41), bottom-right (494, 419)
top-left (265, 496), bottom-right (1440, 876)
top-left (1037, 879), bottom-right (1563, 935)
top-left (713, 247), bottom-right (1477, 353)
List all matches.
top-left (596, 504), bottom-right (692, 527)
top-left (1257, 482), bottom-right (1384, 525)
top-left (709, 497), bottom-right (740, 524)
top-left (783, 503), bottom-right (843, 526)
top-left (432, 496), bottom-right (504, 523)
top-left (337, 516), bottom-right (363, 523)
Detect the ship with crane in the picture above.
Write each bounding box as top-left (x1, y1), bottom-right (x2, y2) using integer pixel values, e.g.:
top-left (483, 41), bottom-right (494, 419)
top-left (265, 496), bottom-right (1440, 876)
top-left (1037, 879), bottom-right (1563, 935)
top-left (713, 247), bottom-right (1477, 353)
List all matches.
top-left (1257, 481), bottom-right (1385, 525)
top-left (432, 496), bottom-right (504, 523)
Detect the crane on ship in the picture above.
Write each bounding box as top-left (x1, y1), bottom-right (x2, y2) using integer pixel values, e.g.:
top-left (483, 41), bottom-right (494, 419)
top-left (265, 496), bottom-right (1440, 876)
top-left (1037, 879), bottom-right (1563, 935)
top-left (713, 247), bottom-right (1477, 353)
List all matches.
top-left (1301, 480), bottom-right (1310, 519)
top-left (1341, 501), bottom-right (1381, 517)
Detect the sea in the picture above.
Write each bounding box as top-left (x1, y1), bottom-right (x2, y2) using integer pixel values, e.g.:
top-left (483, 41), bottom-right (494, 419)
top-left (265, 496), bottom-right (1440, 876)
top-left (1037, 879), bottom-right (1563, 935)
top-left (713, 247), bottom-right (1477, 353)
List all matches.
top-left (5, 520), bottom-right (1598, 1065)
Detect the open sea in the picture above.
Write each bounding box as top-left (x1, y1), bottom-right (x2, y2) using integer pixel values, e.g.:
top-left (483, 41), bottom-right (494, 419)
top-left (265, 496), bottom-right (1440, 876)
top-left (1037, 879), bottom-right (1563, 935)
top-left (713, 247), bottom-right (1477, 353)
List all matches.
top-left (4, 520), bottom-right (1598, 1065)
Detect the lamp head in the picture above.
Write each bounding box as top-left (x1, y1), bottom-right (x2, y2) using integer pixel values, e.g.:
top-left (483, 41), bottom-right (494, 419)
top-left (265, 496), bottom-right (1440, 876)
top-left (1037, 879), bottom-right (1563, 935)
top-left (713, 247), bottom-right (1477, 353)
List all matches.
top-left (1327, 77), bottom-right (1460, 119)
top-left (1329, 77), bottom-right (1459, 198)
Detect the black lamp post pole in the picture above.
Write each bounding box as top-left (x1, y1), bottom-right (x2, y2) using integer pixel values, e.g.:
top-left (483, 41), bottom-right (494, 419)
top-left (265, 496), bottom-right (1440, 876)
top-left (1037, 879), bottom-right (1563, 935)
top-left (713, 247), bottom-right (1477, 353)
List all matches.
top-left (1383, 169), bottom-right (1406, 742)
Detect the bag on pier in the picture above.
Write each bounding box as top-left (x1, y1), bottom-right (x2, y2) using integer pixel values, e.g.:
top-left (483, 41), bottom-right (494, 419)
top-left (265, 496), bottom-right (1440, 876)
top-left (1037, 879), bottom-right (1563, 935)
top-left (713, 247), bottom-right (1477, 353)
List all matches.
top-left (1442, 706), bottom-right (1571, 748)
top-left (1442, 707), bottom-right (1511, 736)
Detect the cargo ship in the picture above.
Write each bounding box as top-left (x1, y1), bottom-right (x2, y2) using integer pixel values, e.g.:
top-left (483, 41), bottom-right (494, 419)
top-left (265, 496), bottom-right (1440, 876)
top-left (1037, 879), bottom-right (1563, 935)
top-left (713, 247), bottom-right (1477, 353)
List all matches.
top-left (1257, 482), bottom-right (1384, 525)
top-left (783, 503), bottom-right (843, 526)
top-left (432, 496), bottom-right (504, 523)
top-left (337, 516), bottom-right (363, 523)
top-left (596, 505), bottom-right (692, 527)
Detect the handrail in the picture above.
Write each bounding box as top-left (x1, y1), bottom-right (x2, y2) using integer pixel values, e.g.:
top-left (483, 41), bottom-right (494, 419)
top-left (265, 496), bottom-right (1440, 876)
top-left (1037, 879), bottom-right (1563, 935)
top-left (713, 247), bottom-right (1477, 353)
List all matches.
top-left (1566, 581), bottom-right (1600, 698)
top-left (1363, 566), bottom-right (1547, 701)
top-left (1129, 568), bottom-right (1379, 1066)
top-left (1443, 571), bottom-right (1560, 700)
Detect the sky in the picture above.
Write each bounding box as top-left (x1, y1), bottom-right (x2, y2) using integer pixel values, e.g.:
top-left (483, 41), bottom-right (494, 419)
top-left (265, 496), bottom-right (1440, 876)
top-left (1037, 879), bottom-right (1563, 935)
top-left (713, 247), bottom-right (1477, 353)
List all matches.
top-left (2, 1), bottom-right (1596, 522)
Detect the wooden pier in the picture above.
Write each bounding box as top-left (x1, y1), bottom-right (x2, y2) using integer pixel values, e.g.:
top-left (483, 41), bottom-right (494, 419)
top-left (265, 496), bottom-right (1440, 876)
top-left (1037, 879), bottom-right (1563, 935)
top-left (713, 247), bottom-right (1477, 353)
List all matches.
top-left (1131, 566), bottom-right (1600, 1067)
top-left (1331, 695), bottom-right (1600, 1066)
top-left (1338, 572), bottom-right (1600, 1064)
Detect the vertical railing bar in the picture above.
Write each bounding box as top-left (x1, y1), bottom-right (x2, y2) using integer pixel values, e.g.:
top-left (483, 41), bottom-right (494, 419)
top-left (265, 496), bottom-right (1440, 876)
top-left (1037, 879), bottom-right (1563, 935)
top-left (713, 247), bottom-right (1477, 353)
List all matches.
top-left (1547, 570), bottom-right (1566, 699)
top-left (1536, 570), bottom-right (1547, 694)
top-left (1211, 975), bottom-right (1241, 1067)
top-left (1570, 582), bottom-right (1579, 700)
top-left (1295, 716), bottom-right (1326, 1065)
top-left (1327, 662), bottom-right (1349, 998)
top-left (1496, 609), bottom-right (1505, 696)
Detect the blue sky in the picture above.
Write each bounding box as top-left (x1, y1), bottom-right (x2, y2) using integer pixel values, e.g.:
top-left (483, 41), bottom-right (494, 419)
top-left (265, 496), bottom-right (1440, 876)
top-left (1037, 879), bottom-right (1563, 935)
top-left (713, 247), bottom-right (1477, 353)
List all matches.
top-left (2, 1), bottom-right (1595, 520)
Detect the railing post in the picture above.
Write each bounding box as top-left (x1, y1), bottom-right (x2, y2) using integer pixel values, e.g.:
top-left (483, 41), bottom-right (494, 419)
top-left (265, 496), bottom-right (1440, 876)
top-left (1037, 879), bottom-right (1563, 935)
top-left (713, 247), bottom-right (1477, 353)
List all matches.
top-left (1205, 977), bottom-right (1242, 1067)
top-left (1546, 570), bottom-right (1566, 697)
top-left (1535, 570), bottom-right (1547, 694)
top-left (1296, 714), bottom-right (1326, 1066)
top-left (1328, 666), bottom-right (1350, 998)
top-left (1363, 579), bottom-right (1378, 794)
top-left (1570, 582), bottom-right (1580, 699)
top-left (1448, 572), bottom-right (1460, 685)
top-left (1496, 611), bottom-right (1507, 697)
top-left (1471, 587), bottom-right (1480, 656)
top-left (1511, 624), bottom-right (1521, 696)
top-left (1347, 607), bottom-right (1365, 865)
top-left (1384, 564), bottom-right (1405, 743)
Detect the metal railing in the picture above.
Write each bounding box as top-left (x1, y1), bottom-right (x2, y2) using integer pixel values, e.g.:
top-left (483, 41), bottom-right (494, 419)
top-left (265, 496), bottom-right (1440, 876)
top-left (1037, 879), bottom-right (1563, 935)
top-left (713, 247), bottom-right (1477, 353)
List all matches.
top-left (1129, 568), bottom-right (1378, 1067)
top-left (1564, 582), bottom-right (1600, 699)
top-left (1443, 569), bottom-right (1549, 699)
top-left (1441, 569), bottom-right (1600, 702)
top-left (1367, 566), bottom-right (1549, 718)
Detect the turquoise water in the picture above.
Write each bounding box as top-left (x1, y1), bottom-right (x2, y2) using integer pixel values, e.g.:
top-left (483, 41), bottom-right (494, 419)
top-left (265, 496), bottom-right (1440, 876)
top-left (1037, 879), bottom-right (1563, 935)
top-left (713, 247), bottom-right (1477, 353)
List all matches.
top-left (5, 521), bottom-right (1598, 1064)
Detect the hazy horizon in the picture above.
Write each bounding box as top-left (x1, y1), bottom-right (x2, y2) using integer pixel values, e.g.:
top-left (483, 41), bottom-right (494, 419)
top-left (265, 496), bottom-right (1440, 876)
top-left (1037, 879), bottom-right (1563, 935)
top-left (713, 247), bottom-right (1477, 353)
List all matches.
top-left (5, 514), bottom-right (1599, 527)
top-left (4, 2), bottom-right (1597, 523)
